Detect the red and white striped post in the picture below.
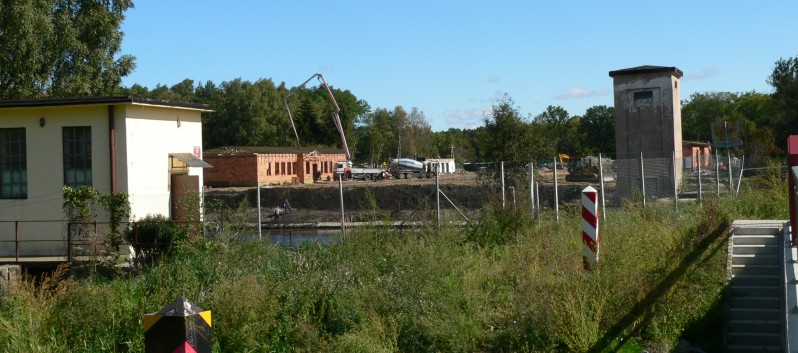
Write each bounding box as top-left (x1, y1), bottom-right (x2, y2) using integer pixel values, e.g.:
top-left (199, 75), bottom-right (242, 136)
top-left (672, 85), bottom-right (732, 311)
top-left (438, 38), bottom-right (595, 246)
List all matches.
top-left (582, 186), bottom-right (600, 270)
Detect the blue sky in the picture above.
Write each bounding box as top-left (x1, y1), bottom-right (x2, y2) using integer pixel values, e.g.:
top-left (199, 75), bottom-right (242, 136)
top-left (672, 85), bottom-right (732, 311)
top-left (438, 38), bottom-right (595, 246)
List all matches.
top-left (121, 1), bottom-right (798, 132)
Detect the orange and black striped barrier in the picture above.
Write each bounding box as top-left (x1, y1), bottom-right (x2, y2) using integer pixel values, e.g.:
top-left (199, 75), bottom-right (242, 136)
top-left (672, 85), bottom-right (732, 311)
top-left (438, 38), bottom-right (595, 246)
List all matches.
top-left (144, 296), bottom-right (211, 353)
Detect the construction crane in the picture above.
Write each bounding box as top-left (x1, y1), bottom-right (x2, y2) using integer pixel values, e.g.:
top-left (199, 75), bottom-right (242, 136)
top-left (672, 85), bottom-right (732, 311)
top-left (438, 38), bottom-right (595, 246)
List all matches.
top-left (282, 73), bottom-right (351, 162)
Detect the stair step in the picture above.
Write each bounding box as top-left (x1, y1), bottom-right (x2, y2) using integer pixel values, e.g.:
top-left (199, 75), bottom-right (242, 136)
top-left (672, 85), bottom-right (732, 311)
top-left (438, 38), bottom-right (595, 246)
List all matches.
top-left (728, 307), bottom-right (780, 321)
top-left (731, 274), bottom-right (780, 286)
top-left (726, 344), bottom-right (782, 353)
top-left (729, 285), bottom-right (780, 298)
top-left (732, 254), bottom-right (779, 265)
top-left (733, 227), bottom-right (781, 235)
top-left (733, 235), bottom-right (779, 246)
top-left (728, 319), bottom-right (780, 333)
top-left (732, 244), bottom-right (779, 255)
top-left (731, 264), bottom-right (779, 276)
top-left (727, 331), bottom-right (782, 346)
top-left (729, 296), bottom-right (780, 310)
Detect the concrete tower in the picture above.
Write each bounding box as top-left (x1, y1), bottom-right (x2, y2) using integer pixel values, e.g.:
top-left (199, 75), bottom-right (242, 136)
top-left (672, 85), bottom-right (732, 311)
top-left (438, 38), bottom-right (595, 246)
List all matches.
top-left (609, 65), bottom-right (683, 199)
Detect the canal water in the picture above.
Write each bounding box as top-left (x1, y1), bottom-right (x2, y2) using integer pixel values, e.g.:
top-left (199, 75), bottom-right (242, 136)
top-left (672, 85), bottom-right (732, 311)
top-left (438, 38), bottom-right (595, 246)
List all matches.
top-left (265, 228), bottom-right (343, 246)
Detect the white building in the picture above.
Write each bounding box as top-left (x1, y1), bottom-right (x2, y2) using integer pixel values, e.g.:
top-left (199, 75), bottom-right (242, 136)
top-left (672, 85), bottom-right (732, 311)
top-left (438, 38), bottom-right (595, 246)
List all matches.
top-left (426, 158), bottom-right (456, 174)
top-left (0, 96), bottom-right (212, 257)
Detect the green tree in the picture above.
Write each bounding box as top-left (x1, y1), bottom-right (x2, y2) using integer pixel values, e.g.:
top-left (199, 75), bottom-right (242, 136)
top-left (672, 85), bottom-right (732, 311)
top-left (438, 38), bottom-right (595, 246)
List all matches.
top-left (0, 0), bottom-right (54, 98)
top-left (579, 105), bottom-right (615, 155)
top-left (768, 56), bottom-right (798, 146)
top-left (0, 0), bottom-right (135, 98)
top-left (533, 105), bottom-right (571, 154)
top-left (355, 108), bottom-right (394, 164)
top-left (681, 92), bottom-right (741, 142)
top-left (479, 95), bottom-right (533, 162)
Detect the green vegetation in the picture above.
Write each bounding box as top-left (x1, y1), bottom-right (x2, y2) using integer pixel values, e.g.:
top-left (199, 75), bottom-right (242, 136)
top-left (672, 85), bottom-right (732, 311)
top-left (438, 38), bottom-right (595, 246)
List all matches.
top-left (0, 175), bottom-right (788, 352)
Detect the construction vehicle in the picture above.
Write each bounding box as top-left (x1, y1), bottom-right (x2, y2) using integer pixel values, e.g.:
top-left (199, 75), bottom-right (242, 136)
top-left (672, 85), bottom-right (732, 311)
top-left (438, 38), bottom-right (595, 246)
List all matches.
top-left (335, 161), bottom-right (390, 181)
top-left (565, 156), bottom-right (601, 182)
top-left (283, 73), bottom-right (385, 181)
top-left (389, 158), bottom-right (437, 179)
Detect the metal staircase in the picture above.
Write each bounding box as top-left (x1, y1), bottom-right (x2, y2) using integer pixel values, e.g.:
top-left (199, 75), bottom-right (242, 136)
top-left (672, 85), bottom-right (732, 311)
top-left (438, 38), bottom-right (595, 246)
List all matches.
top-left (726, 225), bottom-right (785, 352)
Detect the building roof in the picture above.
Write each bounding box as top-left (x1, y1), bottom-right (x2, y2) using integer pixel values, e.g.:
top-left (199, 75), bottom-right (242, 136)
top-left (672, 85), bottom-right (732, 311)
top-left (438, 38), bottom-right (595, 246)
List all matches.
top-left (205, 146), bottom-right (345, 157)
top-left (0, 96), bottom-right (213, 112)
top-left (608, 65), bottom-right (683, 78)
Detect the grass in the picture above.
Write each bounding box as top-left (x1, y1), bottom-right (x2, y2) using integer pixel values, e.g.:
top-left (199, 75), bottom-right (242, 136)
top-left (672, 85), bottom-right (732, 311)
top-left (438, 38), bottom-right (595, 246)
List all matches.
top-left (0, 174), bottom-right (789, 352)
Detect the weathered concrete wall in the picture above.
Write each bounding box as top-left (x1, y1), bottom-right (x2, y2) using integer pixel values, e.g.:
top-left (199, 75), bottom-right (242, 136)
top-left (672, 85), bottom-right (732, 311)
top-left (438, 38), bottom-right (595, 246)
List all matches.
top-left (610, 66), bottom-right (683, 199)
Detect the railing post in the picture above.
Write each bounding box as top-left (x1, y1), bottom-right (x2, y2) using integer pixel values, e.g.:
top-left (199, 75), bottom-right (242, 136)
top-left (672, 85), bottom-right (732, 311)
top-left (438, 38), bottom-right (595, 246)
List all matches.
top-left (67, 222), bottom-right (72, 262)
top-left (787, 135), bottom-right (798, 246)
top-left (15, 221), bottom-right (19, 263)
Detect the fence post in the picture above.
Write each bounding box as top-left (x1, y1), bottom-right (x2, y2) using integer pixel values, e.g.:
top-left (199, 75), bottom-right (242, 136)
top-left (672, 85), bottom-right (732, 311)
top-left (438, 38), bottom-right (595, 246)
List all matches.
top-left (501, 161), bottom-right (506, 209)
top-left (598, 153), bottom-right (606, 221)
top-left (338, 172), bottom-right (345, 236)
top-left (673, 150), bottom-right (679, 211)
top-left (529, 161), bottom-right (535, 220)
top-left (640, 152), bottom-right (646, 208)
top-left (554, 157), bottom-right (560, 221)
top-left (256, 182), bottom-right (262, 239)
top-left (727, 146), bottom-right (734, 195)
top-left (582, 186), bottom-right (600, 270)
top-left (509, 186), bottom-right (516, 209)
top-left (435, 163), bottom-right (441, 227)
top-left (144, 296), bottom-right (211, 353)
top-left (536, 182), bottom-right (541, 227)
top-left (697, 151), bottom-right (703, 205)
top-left (736, 155), bottom-right (745, 196)
top-left (715, 148), bottom-right (720, 197)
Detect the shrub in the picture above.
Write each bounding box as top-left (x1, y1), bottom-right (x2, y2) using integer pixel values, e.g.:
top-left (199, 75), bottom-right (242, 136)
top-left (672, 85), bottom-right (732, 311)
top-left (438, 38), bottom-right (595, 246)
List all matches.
top-left (125, 215), bottom-right (187, 267)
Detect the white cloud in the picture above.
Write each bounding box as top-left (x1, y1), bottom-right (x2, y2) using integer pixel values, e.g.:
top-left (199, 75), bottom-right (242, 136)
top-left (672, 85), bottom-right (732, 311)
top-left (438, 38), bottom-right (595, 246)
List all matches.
top-left (683, 67), bottom-right (720, 81)
top-left (443, 106), bottom-right (491, 129)
top-left (553, 88), bottom-right (610, 100)
top-left (487, 74), bottom-right (501, 83)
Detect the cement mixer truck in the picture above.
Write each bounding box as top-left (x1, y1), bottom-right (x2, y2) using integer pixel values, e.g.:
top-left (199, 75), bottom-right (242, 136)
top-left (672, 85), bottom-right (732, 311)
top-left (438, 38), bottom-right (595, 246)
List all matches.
top-left (389, 158), bottom-right (438, 179)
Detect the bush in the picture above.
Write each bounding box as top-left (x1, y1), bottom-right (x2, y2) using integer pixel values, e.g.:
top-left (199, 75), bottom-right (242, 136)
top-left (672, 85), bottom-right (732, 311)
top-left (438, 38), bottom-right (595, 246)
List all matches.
top-left (125, 215), bottom-right (187, 267)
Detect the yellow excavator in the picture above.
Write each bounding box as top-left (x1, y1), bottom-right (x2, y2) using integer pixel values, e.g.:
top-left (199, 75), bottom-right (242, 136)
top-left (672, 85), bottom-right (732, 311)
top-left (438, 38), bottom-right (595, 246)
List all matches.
top-left (565, 155), bottom-right (601, 182)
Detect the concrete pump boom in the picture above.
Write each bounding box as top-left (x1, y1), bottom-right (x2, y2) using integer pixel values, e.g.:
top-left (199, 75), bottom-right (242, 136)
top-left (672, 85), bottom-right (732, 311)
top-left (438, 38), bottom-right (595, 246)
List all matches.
top-left (283, 73), bottom-right (352, 162)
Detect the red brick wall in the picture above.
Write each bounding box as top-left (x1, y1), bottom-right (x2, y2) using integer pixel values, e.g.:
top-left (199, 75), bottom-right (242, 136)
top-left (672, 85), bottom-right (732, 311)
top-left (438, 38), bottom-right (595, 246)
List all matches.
top-left (257, 154), bottom-right (299, 185)
top-left (204, 152), bottom-right (347, 186)
top-left (203, 155), bottom-right (258, 187)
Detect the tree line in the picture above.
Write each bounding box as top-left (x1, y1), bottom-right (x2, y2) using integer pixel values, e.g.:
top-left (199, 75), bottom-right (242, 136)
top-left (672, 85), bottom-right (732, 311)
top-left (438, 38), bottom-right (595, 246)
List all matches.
top-left (1, 1), bottom-right (797, 166)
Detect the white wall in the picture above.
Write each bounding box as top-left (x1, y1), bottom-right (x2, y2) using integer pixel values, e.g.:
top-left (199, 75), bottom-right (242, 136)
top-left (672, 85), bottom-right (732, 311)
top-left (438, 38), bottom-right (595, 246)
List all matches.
top-left (0, 102), bottom-right (205, 256)
top-left (0, 105), bottom-right (112, 254)
top-left (121, 104), bottom-right (204, 220)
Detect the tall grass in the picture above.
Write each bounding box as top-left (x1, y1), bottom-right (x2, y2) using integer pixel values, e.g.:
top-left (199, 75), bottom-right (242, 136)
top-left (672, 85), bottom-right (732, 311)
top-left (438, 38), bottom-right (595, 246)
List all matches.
top-left (0, 175), bottom-right (788, 352)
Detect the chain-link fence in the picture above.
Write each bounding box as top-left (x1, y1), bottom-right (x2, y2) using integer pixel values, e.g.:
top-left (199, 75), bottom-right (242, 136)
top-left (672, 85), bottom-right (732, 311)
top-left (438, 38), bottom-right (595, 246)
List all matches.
top-left (200, 150), bottom-right (779, 234)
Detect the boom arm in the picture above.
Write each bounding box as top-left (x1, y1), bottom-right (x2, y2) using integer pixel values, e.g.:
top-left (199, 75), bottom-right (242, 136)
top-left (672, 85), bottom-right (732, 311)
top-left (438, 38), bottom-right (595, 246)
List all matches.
top-left (283, 73), bottom-right (352, 162)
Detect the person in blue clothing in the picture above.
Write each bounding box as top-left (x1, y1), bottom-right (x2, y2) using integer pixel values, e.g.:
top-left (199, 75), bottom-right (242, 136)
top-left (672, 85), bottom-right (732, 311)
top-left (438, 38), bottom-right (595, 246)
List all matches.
top-left (284, 199), bottom-right (292, 214)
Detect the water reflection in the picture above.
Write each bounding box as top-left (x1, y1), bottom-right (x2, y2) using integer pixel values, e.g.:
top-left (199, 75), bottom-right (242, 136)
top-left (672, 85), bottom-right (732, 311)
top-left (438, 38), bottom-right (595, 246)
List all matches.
top-left (266, 229), bottom-right (343, 246)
